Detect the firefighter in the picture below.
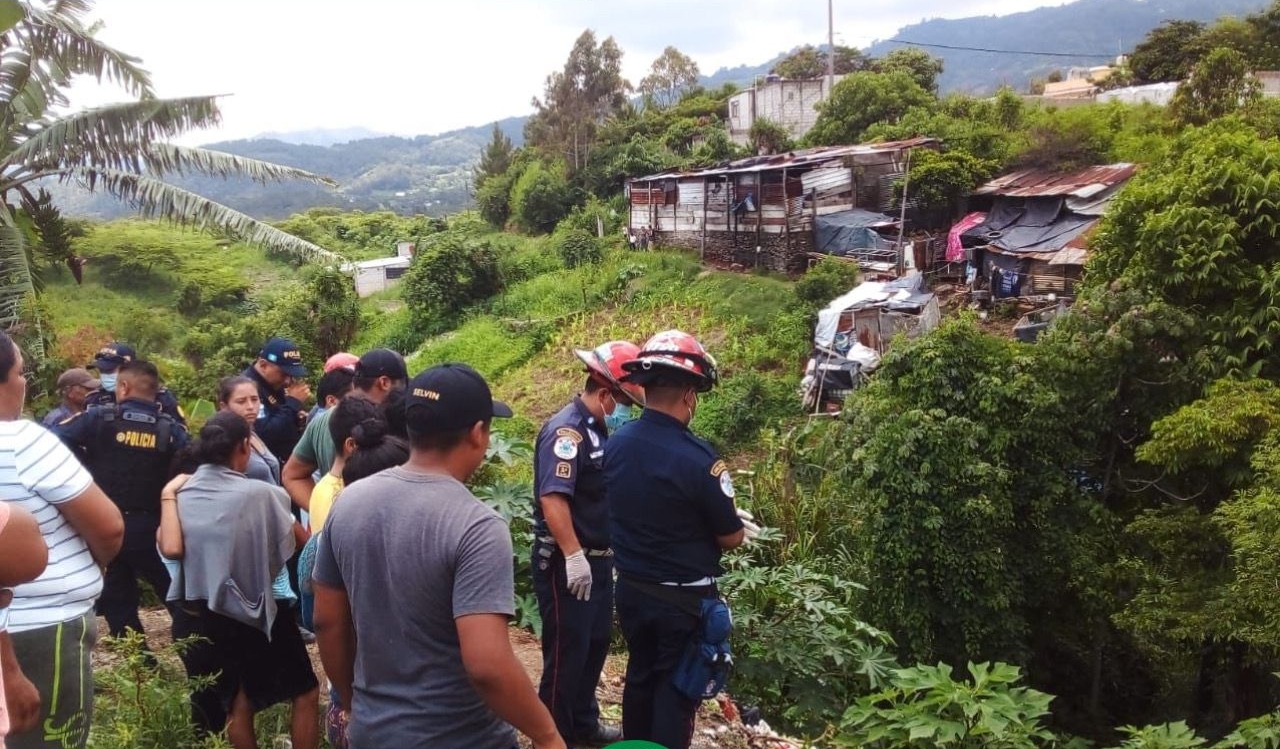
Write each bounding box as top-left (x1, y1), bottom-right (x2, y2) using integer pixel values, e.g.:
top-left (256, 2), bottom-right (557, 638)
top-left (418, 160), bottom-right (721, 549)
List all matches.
top-left (531, 341), bottom-right (644, 747)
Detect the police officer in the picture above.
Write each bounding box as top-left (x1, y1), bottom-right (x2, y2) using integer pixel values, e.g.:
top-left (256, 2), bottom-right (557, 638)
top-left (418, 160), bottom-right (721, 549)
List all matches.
top-left (604, 330), bottom-right (760, 749)
top-left (531, 341), bottom-right (643, 748)
top-left (243, 336), bottom-right (311, 464)
top-left (55, 359), bottom-right (189, 638)
top-left (84, 341), bottom-right (186, 425)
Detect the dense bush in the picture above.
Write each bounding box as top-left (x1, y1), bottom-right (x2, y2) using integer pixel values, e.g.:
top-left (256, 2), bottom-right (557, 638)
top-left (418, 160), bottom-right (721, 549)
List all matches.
top-left (477, 169), bottom-right (517, 228)
top-left (695, 369), bottom-right (794, 453)
top-left (509, 160), bottom-right (575, 234)
top-left (792, 257), bottom-right (860, 313)
top-left (402, 229), bottom-right (502, 333)
top-left (552, 227), bottom-right (602, 268)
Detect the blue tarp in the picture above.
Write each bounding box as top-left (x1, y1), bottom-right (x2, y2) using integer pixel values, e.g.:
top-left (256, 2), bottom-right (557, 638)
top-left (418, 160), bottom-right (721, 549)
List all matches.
top-left (962, 197), bottom-right (1095, 254)
top-left (814, 209), bottom-right (896, 257)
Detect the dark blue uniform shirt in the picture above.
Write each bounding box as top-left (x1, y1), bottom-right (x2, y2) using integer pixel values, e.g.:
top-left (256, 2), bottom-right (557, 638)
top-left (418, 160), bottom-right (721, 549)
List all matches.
top-left (604, 409), bottom-right (743, 584)
top-left (54, 397), bottom-right (189, 513)
top-left (533, 397), bottom-right (610, 550)
top-left (84, 387), bottom-right (186, 425)
top-left (243, 365), bottom-right (306, 464)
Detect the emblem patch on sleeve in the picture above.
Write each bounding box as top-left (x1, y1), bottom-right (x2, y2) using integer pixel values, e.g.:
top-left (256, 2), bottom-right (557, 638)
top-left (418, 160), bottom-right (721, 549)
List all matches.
top-left (710, 460), bottom-right (735, 497)
top-left (556, 461), bottom-right (573, 479)
top-left (554, 436), bottom-right (579, 460)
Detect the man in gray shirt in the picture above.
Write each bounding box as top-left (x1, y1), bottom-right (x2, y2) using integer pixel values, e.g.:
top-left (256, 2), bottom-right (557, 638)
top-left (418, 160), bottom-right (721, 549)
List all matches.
top-left (312, 363), bottom-right (565, 749)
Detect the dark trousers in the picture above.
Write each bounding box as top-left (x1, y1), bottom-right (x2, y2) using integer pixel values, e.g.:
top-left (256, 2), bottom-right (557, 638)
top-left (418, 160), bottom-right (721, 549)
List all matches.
top-left (532, 544), bottom-right (613, 742)
top-left (615, 577), bottom-right (702, 749)
top-left (97, 512), bottom-right (171, 638)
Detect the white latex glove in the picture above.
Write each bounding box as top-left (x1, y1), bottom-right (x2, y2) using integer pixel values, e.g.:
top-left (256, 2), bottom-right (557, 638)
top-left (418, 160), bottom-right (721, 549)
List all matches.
top-left (737, 508), bottom-right (761, 542)
top-left (564, 550), bottom-right (593, 601)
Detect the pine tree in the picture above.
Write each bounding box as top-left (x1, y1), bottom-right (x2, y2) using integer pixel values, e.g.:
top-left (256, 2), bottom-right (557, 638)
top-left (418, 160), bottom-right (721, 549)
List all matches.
top-left (475, 123), bottom-right (514, 189)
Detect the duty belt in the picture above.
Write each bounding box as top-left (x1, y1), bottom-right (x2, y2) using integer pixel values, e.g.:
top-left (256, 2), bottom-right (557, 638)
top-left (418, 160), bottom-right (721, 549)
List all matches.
top-left (536, 536), bottom-right (613, 557)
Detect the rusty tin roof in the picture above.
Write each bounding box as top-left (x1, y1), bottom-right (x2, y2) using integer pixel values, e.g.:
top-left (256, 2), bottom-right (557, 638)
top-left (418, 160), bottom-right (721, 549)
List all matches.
top-left (972, 163), bottom-right (1138, 198)
top-left (630, 137), bottom-right (939, 182)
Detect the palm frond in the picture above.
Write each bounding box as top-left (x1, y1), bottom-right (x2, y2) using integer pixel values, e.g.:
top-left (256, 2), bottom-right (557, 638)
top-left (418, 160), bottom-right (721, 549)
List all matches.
top-left (0, 217), bottom-right (43, 357)
top-left (145, 144), bottom-right (338, 186)
top-left (5, 96), bottom-right (223, 172)
top-left (0, 0), bottom-right (152, 126)
top-left (63, 166), bottom-right (343, 263)
top-left (17, 2), bottom-right (152, 95)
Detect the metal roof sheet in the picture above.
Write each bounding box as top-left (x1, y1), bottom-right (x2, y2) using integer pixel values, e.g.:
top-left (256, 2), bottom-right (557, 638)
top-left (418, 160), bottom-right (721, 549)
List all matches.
top-left (630, 137), bottom-right (939, 182)
top-left (973, 163), bottom-right (1137, 198)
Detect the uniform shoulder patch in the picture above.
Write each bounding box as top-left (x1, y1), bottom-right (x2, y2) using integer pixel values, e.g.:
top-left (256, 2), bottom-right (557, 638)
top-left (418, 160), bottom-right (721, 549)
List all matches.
top-left (711, 460), bottom-right (735, 498)
top-left (553, 435), bottom-right (579, 460)
top-left (555, 427), bottom-right (583, 443)
top-left (555, 461), bottom-right (573, 479)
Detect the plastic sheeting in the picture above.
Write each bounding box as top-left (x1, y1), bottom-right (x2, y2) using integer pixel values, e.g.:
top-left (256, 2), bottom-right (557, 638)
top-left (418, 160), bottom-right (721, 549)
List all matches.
top-left (814, 209), bottom-right (897, 257)
top-left (946, 212), bottom-right (987, 262)
top-left (814, 273), bottom-right (935, 347)
top-left (963, 197), bottom-right (1096, 254)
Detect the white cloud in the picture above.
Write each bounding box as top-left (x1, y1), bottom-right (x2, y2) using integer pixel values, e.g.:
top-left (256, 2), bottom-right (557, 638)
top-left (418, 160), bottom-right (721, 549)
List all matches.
top-left (67, 0), bottom-right (1060, 143)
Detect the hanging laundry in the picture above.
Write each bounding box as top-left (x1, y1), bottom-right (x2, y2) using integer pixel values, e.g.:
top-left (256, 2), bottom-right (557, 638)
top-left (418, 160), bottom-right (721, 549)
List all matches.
top-left (995, 268), bottom-right (1023, 298)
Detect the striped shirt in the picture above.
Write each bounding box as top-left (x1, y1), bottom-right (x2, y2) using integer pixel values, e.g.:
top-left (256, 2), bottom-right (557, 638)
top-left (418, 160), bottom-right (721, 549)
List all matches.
top-left (0, 420), bottom-right (99, 633)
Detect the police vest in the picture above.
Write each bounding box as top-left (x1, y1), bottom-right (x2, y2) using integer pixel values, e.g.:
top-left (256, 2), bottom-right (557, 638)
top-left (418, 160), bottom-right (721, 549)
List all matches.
top-left (86, 408), bottom-right (180, 514)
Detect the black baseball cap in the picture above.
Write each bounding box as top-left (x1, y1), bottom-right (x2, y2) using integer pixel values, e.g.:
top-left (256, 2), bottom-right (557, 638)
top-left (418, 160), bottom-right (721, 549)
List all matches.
top-left (405, 363), bottom-right (512, 434)
top-left (355, 348), bottom-right (408, 381)
top-left (259, 337), bottom-right (308, 377)
top-left (90, 342), bottom-right (137, 373)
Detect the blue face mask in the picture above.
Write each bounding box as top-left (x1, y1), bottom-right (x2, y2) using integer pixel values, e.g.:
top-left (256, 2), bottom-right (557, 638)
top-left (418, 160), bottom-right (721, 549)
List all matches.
top-left (99, 373), bottom-right (117, 393)
top-left (605, 402), bottom-right (635, 432)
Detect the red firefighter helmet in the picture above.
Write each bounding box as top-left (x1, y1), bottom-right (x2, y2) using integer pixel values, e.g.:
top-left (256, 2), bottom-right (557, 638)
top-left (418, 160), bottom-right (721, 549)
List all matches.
top-left (574, 340), bottom-right (646, 407)
top-left (622, 329), bottom-right (719, 392)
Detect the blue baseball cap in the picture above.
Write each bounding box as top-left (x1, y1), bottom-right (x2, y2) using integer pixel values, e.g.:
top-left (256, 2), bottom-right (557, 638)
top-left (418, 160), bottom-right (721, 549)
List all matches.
top-left (90, 342), bottom-right (137, 373)
top-left (259, 337), bottom-right (308, 377)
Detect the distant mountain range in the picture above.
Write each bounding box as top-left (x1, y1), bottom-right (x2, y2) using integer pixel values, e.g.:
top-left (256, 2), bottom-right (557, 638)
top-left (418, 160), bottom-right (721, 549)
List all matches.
top-left (864, 0), bottom-right (1269, 93)
top-left (249, 126), bottom-right (390, 147)
top-left (55, 0), bottom-right (1267, 221)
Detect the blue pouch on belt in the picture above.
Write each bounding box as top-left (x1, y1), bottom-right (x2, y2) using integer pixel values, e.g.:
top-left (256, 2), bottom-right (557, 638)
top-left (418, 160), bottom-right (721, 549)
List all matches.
top-left (671, 596), bottom-right (733, 701)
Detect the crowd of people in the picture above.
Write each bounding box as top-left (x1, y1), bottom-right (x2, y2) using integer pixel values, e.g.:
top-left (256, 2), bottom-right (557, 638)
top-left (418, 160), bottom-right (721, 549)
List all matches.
top-left (0, 325), bottom-right (760, 749)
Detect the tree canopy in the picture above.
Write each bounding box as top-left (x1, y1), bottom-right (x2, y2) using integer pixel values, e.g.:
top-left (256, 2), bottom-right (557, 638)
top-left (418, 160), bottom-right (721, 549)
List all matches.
top-left (524, 30), bottom-right (631, 173)
top-left (770, 44), bottom-right (870, 79)
top-left (638, 46), bottom-right (701, 109)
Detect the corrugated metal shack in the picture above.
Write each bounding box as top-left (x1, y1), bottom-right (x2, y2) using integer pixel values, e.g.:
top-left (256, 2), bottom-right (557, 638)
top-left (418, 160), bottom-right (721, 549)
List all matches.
top-left (626, 138), bottom-right (938, 274)
top-left (954, 164), bottom-right (1137, 297)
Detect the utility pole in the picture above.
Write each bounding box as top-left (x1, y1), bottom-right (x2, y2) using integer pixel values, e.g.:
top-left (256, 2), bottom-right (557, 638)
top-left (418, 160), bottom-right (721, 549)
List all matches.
top-left (827, 0), bottom-right (835, 93)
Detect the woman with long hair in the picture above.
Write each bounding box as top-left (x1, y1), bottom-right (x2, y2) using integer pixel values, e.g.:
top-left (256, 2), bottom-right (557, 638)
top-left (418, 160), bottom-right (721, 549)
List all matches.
top-left (159, 412), bottom-right (319, 749)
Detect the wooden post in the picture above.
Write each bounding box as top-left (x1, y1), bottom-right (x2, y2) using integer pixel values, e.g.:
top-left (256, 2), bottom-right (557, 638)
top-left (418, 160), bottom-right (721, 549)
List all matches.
top-left (783, 167), bottom-right (791, 257)
top-left (895, 149), bottom-right (914, 277)
top-left (701, 176), bottom-right (709, 260)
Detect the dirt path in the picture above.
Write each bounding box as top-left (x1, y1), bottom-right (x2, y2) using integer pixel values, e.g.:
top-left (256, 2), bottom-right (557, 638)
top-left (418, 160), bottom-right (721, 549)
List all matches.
top-left (94, 610), bottom-right (800, 748)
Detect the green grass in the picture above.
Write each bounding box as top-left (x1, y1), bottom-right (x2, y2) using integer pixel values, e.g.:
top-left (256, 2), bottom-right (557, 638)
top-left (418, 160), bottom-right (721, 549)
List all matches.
top-left (403, 245), bottom-right (810, 456)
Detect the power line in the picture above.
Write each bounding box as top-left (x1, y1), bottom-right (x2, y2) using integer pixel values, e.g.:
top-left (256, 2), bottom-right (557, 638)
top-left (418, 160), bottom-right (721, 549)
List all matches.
top-left (886, 39), bottom-right (1116, 59)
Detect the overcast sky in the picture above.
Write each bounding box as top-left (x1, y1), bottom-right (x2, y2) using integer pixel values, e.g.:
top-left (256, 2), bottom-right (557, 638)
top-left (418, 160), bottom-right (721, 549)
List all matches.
top-left (69, 0), bottom-right (1064, 143)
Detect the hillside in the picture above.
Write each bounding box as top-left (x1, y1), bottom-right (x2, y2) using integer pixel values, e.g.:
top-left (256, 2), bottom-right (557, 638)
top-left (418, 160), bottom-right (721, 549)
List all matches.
top-left (50, 116), bottom-right (528, 221)
top-left (866, 0), bottom-right (1269, 93)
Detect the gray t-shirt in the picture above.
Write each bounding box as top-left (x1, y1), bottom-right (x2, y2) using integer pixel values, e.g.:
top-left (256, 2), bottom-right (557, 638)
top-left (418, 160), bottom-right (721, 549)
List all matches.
top-left (312, 467), bottom-right (516, 749)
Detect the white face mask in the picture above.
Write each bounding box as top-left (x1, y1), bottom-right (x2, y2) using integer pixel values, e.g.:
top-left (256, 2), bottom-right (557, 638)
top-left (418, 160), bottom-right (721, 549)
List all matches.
top-left (99, 372), bottom-right (117, 393)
